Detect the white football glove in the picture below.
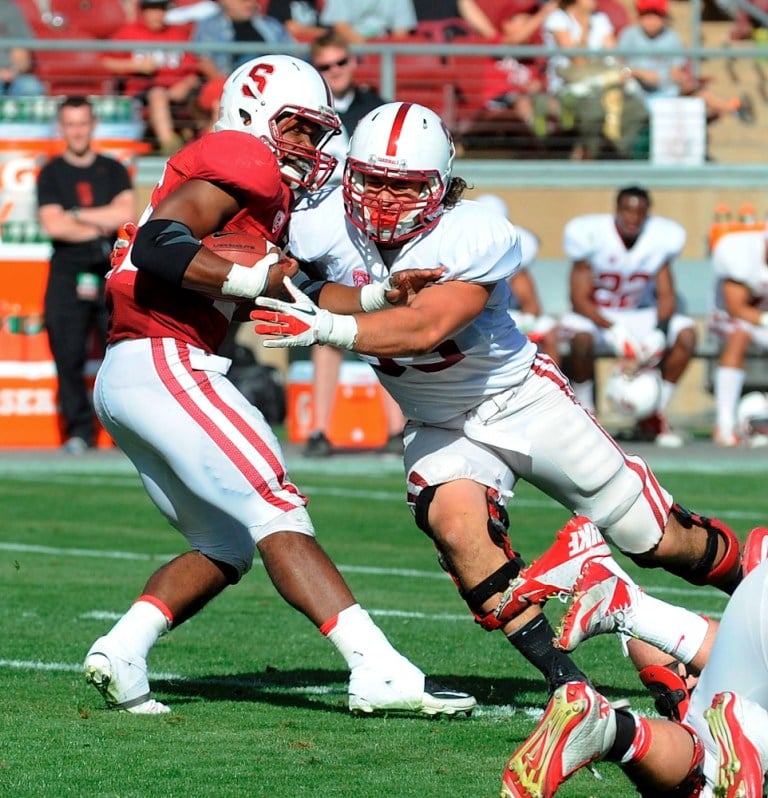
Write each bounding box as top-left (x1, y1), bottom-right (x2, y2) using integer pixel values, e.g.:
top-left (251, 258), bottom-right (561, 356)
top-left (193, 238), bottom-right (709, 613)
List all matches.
top-left (252, 277), bottom-right (358, 349)
top-left (220, 253), bottom-right (280, 299)
top-left (636, 328), bottom-right (667, 367)
top-left (605, 324), bottom-right (641, 360)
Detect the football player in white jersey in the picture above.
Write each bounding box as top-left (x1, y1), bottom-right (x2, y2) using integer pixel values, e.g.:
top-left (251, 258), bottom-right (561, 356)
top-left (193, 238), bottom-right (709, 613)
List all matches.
top-left (474, 193), bottom-right (561, 366)
top-left (709, 227), bottom-right (768, 447)
top-left (252, 102), bottom-right (745, 694)
top-left (559, 186), bottom-right (696, 447)
top-left (83, 59), bottom-right (476, 719)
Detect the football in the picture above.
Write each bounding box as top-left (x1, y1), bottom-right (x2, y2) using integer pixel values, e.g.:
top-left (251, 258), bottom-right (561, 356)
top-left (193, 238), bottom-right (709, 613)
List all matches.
top-left (199, 231), bottom-right (278, 302)
top-left (202, 230), bottom-right (276, 266)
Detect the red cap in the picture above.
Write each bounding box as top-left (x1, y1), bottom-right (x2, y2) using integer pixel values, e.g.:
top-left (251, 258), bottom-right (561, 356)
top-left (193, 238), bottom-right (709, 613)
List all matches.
top-left (636, 0), bottom-right (669, 15)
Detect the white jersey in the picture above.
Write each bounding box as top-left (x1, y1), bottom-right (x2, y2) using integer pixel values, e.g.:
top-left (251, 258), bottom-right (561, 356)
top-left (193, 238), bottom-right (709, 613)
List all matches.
top-left (712, 229), bottom-right (768, 310)
top-left (563, 213), bottom-right (686, 309)
top-left (289, 190), bottom-right (536, 423)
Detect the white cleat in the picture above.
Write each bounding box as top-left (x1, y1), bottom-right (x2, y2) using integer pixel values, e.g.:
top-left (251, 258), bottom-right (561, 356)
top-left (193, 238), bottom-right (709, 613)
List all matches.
top-left (348, 666), bottom-right (476, 717)
top-left (501, 681), bottom-right (616, 798)
top-left (84, 636), bottom-right (170, 715)
top-left (705, 691), bottom-right (768, 798)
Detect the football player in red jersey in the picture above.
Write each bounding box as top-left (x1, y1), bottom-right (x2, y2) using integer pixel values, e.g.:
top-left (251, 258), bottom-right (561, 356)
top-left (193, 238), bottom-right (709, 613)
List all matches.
top-left (83, 55), bottom-right (475, 718)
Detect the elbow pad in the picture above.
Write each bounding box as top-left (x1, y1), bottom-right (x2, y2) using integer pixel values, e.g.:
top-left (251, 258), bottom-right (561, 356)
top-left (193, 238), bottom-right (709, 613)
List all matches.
top-left (132, 218), bottom-right (202, 284)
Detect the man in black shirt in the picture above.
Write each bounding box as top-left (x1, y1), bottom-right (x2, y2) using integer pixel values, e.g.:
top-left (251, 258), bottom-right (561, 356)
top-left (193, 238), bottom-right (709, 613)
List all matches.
top-left (37, 96), bottom-right (136, 454)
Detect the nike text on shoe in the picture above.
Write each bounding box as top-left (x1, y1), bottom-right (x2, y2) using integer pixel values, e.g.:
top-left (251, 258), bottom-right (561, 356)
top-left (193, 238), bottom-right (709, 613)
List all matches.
top-left (556, 556), bottom-right (640, 652)
top-left (507, 517), bottom-right (612, 614)
top-left (500, 681), bottom-right (616, 798)
top-left (742, 527), bottom-right (768, 579)
top-left (84, 636), bottom-right (170, 714)
top-left (705, 691), bottom-right (768, 798)
top-left (348, 667), bottom-right (476, 717)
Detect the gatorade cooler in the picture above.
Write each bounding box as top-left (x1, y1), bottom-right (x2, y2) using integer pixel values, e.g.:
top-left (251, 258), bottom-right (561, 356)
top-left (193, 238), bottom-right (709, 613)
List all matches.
top-left (286, 360), bottom-right (389, 448)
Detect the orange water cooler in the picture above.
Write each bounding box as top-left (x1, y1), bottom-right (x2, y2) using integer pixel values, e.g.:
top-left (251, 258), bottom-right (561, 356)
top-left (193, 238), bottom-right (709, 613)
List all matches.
top-left (0, 242), bottom-right (112, 448)
top-left (286, 360), bottom-right (389, 448)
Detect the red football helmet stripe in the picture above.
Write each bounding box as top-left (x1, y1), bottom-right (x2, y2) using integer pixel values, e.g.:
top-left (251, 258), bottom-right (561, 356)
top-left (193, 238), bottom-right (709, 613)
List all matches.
top-left (386, 102), bottom-right (412, 157)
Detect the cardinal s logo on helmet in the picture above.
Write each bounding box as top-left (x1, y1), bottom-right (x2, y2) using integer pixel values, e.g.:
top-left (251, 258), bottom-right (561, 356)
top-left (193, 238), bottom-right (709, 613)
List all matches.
top-left (216, 54), bottom-right (341, 191)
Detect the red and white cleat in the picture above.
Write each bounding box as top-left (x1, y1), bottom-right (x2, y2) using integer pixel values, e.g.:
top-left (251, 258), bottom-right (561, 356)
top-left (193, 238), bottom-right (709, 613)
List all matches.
top-left (500, 681), bottom-right (616, 798)
top-left (741, 527), bottom-right (768, 579)
top-left (705, 691), bottom-right (768, 798)
top-left (556, 556), bottom-right (641, 652)
top-left (509, 516), bottom-right (612, 612)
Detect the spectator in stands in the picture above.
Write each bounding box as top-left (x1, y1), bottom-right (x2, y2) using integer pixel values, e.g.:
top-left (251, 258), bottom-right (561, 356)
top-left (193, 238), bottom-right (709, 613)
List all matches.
top-left (559, 185), bottom-right (696, 447)
top-left (165, 0), bottom-right (219, 25)
top-left (104, 0), bottom-right (204, 154)
top-left (37, 96), bottom-right (137, 454)
top-left (543, 0), bottom-right (649, 159)
top-left (474, 0), bottom-right (559, 136)
top-left (475, 194), bottom-right (561, 364)
top-left (192, 0), bottom-right (293, 77)
top-left (310, 31), bottom-right (384, 182)
top-left (301, 30), bottom-right (404, 457)
top-left (319, 0), bottom-right (418, 42)
top-left (617, 0), bottom-right (755, 124)
top-left (709, 226), bottom-right (768, 447)
top-left (0, 3), bottom-right (45, 96)
top-left (265, 0), bottom-right (327, 41)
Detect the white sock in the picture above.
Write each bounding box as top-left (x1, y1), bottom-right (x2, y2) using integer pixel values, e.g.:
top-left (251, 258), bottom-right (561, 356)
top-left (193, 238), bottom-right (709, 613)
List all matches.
top-left (322, 604), bottom-right (416, 673)
top-left (632, 593), bottom-right (709, 664)
top-left (105, 600), bottom-right (170, 660)
top-left (715, 367), bottom-right (745, 436)
top-left (659, 380), bottom-right (675, 413)
top-left (573, 379), bottom-right (595, 410)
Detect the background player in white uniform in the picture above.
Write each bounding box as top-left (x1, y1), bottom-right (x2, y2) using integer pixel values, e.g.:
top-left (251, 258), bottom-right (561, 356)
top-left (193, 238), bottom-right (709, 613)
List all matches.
top-left (500, 532), bottom-right (768, 798)
top-left (560, 186), bottom-right (696, 447)
top-left (83, 59), bottom-right (475, 719)
top-left (474, 193), bottom-right (561, 366)
top-left (252, 102), bottom-right (744, 693)
top-left (709, 227), bottom-right (768, 447)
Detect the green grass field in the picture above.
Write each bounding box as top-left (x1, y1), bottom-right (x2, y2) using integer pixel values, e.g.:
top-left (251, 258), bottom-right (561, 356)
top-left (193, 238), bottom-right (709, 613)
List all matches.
top-left (1, 450), bottom-right (764, 798)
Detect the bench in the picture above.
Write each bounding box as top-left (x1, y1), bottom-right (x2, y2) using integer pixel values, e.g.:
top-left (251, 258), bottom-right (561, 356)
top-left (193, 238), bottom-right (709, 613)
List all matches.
top-left (532, 257), bottom-right (767, 392)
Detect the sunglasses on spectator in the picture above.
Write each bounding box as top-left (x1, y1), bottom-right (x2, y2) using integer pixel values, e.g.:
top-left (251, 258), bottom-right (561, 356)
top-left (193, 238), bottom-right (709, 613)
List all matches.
top-left (315, 57), bottom-right (351, 72)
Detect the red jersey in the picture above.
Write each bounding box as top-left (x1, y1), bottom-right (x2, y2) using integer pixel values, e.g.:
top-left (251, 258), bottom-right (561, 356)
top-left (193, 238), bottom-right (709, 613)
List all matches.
top-left (106, 130), bottom-right (291, 353)
top-left (107, 21), bottom-right (199, 93)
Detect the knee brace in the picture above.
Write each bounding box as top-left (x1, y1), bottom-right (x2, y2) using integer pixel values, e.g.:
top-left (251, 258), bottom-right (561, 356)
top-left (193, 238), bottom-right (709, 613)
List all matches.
top-left (634, 722), bottom-right (705, 798)
top-left (650, 503), bottom-right (742, 592)
top-left (638, 662), bottom-right (691, 722)
top-left (414, 485), bottom-right (525, 630)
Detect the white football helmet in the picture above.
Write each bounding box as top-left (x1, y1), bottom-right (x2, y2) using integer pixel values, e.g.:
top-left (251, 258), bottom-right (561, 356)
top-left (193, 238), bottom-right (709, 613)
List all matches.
top-left (215, 54), bottom-right (341, 190)
top-left (342, 101), bottom-right (455, 245)
top-left (604, 368), bottom-right (661, 419)
top-left (736, 391), bottom-right (768, 444)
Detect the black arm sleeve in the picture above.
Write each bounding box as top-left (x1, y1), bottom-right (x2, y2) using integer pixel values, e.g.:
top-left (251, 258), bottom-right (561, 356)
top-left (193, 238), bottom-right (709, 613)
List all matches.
top-left (131, 218), bottom-right (203, 284)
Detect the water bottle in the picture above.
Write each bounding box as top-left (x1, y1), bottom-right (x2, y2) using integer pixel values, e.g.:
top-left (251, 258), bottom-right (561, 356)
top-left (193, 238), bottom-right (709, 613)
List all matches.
top-left (708, 203), bottom-right (732, 252)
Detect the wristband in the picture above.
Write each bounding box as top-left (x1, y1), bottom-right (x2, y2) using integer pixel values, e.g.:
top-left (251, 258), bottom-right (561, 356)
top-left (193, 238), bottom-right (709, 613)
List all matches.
top-left (760, 311), bottom-right (768, 328)
top-left (359, 278), bottom-right (395, 312)
top-left (656, 318), bottom-right (670, 336)
top-left (221, 257), bottom-right (275, 299)
top-left (325, 313), bottom-right (358, 350)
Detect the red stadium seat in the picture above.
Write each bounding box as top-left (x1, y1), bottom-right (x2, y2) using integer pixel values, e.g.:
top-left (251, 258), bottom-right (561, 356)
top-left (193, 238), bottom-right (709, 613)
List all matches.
top-left (597, 0), bottom-right (631, 34)
top-left (15, 0), bottom-right (126, 38)
top-left (31, 27), bottom-right (117, 96)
